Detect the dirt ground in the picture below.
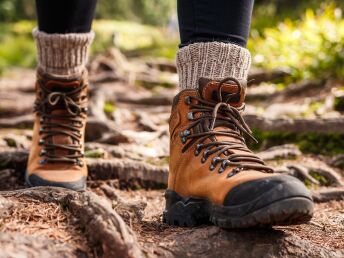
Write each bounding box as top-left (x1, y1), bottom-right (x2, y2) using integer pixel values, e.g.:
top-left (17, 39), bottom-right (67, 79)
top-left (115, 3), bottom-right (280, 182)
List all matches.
top-left (0, 56), bottom-right (343, 257)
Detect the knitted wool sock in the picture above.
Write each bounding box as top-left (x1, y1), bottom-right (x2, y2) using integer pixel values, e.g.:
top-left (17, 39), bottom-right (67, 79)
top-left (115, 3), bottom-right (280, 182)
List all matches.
top-left (176, 42), bottom-right (251, 90)
top-left (33, 29), bottom-right (94, 76)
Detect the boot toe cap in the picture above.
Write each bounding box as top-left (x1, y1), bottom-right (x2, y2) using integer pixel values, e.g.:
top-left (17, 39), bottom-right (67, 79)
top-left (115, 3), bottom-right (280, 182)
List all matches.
top-left (223, 175), bottom-right (312, 208)
top-left (26, 173), bottom-right (86, 191)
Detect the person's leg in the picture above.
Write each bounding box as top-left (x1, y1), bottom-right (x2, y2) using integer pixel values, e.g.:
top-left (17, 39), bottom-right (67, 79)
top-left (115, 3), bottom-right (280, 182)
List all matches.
top-left (33, 0), bottom-right (96, 76)
top-left (178, 0), bottom-right (253, 48)
top-left (175, 0), bottom-right (253, 90)
top-left (36, 0), bottom-right (96, 34)
top-left (26, 0), bottom-right (97, 190)
top-left (164, 0), bottom-right (314, 228)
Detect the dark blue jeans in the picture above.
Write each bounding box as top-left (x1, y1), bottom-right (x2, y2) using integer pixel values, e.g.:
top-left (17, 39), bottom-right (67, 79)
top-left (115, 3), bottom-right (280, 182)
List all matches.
top-left (178, 0), bottom-right (254, 48)
top-left (36, 0), bottom-right (97, 33)
top-left (36, 0), bottom-right (254, 48)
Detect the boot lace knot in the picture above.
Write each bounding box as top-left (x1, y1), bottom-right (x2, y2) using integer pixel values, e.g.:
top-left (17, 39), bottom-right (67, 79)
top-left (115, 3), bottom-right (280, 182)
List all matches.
top-left (180, 77), bottom-right (273, 177)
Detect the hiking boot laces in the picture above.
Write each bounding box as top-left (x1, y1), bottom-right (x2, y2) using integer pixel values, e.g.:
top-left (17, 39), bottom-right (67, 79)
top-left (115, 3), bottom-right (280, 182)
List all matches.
top-left (180, 77), bottom-right (273, 178)
top-left (34, 81), bottom-right (87, 166)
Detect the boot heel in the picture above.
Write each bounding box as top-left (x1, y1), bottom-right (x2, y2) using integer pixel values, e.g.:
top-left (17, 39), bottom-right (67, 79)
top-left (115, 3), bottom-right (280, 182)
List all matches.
top-left (163, 189), bottom-right (210, 227)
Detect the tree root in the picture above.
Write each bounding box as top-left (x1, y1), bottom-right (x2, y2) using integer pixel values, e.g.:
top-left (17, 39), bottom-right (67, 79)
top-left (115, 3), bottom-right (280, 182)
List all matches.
top-left (87, 158), bottom-right (168, 185)
top-left (244, 114), bottom-right (344, 133)
top-left (0, 150), bottom-right (168, 187)
top-left (99, 184), bottom-right (147, 223)
top-left (275, 164), bottom-right (343, 187)
top-left (312, 187), bottom-right (344, 203)
top-left (248, 67), bottom-right (291, 86)
top-left (0, 187), bottom-right (145, 258)
top-left (257, 144), bottom-right (301, 161)
top-left (330, 154), bottom-right (344, 169)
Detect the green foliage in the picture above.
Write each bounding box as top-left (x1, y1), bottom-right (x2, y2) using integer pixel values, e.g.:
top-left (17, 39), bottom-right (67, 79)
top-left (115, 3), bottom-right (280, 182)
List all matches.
top-left (0, 20), bottom-right (174, 73)
top-left (92, 20), bottom-right (166, 53)
top-left (249, 5), bottom-right (344, 81)
top-left (251, 130), bottom-right (344, 155)
top-left (0, 0), bottom-right (175, 26)
top-left (0, 0), bottom-right (35, 22)
top-left (96, 0), bottom-right (175, 26)
top-left (0, 21), bottom-right (36, 74)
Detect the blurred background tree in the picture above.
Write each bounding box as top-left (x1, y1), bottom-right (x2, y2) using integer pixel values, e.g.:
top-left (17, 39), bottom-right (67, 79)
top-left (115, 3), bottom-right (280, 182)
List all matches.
top-left (0, 0), bottom-right (176, 26)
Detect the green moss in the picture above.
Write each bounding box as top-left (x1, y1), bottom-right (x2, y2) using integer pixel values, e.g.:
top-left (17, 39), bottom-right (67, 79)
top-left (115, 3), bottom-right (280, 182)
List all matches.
top-left (145, 156), bottom-right (169, 166)
top-left (304, 179), bottom-right (313, 189)
top-left (251, 130), bottom-right (344, 155)
top-left (5, 138), bottom-right (16, 147)
top-left (309, 171), bottom-right (329, 186)
top-left (85, 149), bottom-right (106, 159)
top-left (103, 102), bottom-right (116, 115)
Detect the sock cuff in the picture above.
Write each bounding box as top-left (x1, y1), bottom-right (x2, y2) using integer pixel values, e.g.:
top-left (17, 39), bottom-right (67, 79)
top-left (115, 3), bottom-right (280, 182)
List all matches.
top-left (176, 42), bottom-right (251, 89)
top-left (33, 28), bottom-right (95, 76)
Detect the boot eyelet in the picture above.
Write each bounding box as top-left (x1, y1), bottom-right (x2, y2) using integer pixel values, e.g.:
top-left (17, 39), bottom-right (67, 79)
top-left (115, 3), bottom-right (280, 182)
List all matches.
top-left (226, 166), bottom-right (242, 178)
top-left (39, 128), bottom-right (44, 134)
top-left (195, 143), bottom-right (203, 154)
top-left (201, 149), bottom-right (210, 163)
top-left (40, 117), bottom-right (44, 123)
top-left (76, 160), bottom-right (83, 167)
top-left (219, 160), bottom-right (230, 173)
top-left (39, 139), bottom-right (44, 145)
top-left (187, 112), bottom-right (194, 120)
top-left (184, 96), bottom-right (191, 105)
top-left (210, 157), bottom-right (220, 169)
top-left (212, 157), bottom-right (220, 164)
top-left (39, 159), bottom-right (46, 165)
top-left (181, 137), bottom-right (187, 144)
top-left (39, 149), bottom-right (46, 156)
top-left (180, 129), bottom-right (190, 137)
top-left (227, 171), bottom-right (235, 178)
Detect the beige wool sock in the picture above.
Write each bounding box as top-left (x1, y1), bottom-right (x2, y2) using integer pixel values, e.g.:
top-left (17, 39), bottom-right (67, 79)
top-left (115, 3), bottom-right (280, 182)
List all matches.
top-left (33, 28), bottom-right (95, 76)
top-left (176, 42), bottom-right (251, 90)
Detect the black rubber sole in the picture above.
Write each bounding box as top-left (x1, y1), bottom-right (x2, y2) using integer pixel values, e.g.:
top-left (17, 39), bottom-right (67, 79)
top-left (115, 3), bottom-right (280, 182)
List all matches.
top-left (25, 172), bottom-right (86, 191)
top-left (163, 189), bottom-right (314, 228)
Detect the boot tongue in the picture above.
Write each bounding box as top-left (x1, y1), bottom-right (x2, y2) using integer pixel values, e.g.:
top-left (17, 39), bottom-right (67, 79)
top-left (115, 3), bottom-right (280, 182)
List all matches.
top-left (198, 78), bottom-right (245, 107)
top-left (196, 78), bottom-right (246, 143)
top-left (45, 79), bottom-right (81, 92)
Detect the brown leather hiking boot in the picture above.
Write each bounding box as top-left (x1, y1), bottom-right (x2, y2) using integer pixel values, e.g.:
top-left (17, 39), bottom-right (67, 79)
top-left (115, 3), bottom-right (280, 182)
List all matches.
top-left (26, 70), bottom-right (89, 190)
top-left (164, 77), bottom-right (314, 228)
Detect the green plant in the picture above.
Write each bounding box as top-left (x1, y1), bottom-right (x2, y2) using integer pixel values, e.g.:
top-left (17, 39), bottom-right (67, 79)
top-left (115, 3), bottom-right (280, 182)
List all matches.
top-left (251, 130), bottom-right (344, 155)
top-left (249, 4), bottom-right (344, 81)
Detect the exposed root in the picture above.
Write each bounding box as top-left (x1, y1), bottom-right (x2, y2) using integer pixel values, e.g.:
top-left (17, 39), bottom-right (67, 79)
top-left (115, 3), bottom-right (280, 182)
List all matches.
top-left (0, 187), bottom-right (145, 258)
top-left (244, 115), bottom-right (344, 133)
top-left (276, 164), bottom-right (343, 187)
top-left (312, 188), bottom-right (344, 203)
top-left (258, 144), bottom-right (301, 161)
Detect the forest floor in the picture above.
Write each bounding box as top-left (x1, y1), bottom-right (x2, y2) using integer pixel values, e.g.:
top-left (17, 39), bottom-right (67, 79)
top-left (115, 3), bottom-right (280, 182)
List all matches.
top-left (0, 48), bottom-right (343, 258)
